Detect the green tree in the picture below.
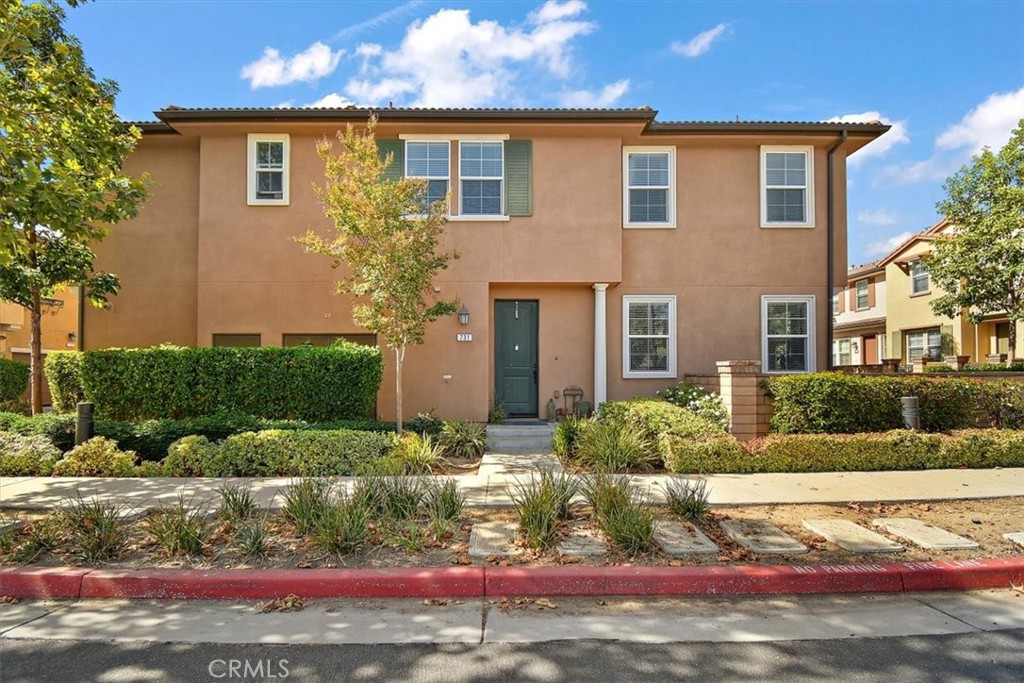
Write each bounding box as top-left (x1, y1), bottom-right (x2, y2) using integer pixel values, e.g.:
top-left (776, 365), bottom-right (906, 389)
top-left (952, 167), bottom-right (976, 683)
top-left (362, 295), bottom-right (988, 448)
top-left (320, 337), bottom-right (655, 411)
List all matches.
top-left (0, 0), bottom-right (148, 413)
top-left (298, 116), bottom-right (458, 432)
top-left (926, 119), bottom-right (1024, 364)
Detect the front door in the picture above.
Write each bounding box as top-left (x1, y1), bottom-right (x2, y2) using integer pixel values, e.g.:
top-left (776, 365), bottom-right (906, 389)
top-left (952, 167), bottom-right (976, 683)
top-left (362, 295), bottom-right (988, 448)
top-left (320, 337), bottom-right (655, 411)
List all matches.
top-left (863, 335), bottom-right (879, 364)
top-left (495, 300), bottom-right (539, 416)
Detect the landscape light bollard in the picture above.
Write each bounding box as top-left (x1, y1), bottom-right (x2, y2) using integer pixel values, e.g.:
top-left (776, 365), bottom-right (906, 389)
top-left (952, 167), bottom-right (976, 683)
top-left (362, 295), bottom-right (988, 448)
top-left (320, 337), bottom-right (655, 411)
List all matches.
top-left (75, 402), bottom-right (95, 445)
top-left (901, 396), bottom-right (920, 430)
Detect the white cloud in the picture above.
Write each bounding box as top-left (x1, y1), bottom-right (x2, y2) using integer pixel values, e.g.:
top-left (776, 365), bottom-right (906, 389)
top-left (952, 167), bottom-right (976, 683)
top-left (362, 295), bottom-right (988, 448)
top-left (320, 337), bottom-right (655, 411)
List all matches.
top-left (671, 23), bottom-right (729, 58)
top-left (560, 79), bottom-right (630, 107)
top-left (857, 209), bottom-right (899, 226)
top-left (331, 1), bottom-right (425, 42)
top-left (305, 93), bottom-right (357, 108)
top-left (826, 111), bottom-right (909, 163)
top-left (935, 87), bottom-right (1024, 153)
top-left (341, 3), bottom-right (598, 107)
top-left (866, 231), bottom-right (915, 257)
top-left (355, 43), bottom-right (383, 58)
top-left (241, 42), bottom-right (344, 89)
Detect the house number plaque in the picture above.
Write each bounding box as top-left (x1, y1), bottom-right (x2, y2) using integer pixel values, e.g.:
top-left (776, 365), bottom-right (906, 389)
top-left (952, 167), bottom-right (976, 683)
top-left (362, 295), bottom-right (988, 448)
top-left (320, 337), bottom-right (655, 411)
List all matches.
top-left (456, 333), bottom-right (473, 342)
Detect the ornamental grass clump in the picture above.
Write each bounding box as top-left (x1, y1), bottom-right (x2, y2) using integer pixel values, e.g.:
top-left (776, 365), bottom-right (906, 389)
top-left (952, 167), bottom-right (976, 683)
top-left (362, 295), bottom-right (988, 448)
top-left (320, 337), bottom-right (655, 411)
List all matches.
top-left (60, 496), bottom-right (131, 563)
top-left (422, 478), bottom-right (465, 539)
top-left (576, 421), bottom-right (657, 473)
top-left (313, 492), bottom-right (372, 555)
top-left (354, 476), bottom-right (426, 522)
top-left (664, 478), bottom-right (711, 525)
top-left (147, 495), bottom-right (212, 557)
top-left (234, 519), bottom-right (272, 558)
top-left (216, 483), bottom-right (258, 525)
top-left (282, 478), bottom-right (334, 535)
top-left (510, 477), bottom-right (560, 549)
top-left (437, 420), bottom-right (487, 459)
top-left (583, 472), bottom-right (655, 555)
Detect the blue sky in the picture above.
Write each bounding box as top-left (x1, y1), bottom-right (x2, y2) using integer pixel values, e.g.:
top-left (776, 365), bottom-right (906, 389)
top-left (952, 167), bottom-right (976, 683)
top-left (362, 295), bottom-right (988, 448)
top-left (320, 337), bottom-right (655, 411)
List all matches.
top-left (66, 0), bottom-right (1023, 267)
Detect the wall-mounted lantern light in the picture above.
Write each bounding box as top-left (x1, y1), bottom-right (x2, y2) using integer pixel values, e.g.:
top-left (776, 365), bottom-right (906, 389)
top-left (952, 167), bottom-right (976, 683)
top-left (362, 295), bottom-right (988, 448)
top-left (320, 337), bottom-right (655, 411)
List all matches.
top-left (66, 332), bottom-right (77, 348)
top-left (457, 306), bottom-right (470, 326)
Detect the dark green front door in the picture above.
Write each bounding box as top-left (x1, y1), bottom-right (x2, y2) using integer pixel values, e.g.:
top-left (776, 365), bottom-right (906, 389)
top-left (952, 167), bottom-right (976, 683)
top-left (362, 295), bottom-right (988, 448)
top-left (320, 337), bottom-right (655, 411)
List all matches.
top-left (495, 300), bottom-right (539, 416)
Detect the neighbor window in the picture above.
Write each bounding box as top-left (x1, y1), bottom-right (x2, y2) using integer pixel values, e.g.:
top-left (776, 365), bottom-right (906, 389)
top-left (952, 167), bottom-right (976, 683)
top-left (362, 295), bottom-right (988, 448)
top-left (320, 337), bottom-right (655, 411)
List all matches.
top-left (910, 260), bottom-right (930, 294)
top-left (459, 141), bottom-right (503, 216)
top-left (834, 338), bottom-right (852, 366)
top-left (247, 134), bottom-right (289, 205)
top-left (762, 295), bottom-right (816, 373)
top-left (406, 141), bottom-right (450, 212)
top-left (623, 147), bottom-right (675, 228)
top-left (622, 295), bottom-right (676, 378)
top-left (213, 334), bottom-right (261, 348)
top-left (906, 328), bottom-right (941, 362)
top-left (761, 146), bottom-right (813, 227)
top-left (856, 279), bottom-right (869, 309)
top-left (833, 293), bottom-right (840, 315)
top-left (283, 334), bottom-right (377, 347)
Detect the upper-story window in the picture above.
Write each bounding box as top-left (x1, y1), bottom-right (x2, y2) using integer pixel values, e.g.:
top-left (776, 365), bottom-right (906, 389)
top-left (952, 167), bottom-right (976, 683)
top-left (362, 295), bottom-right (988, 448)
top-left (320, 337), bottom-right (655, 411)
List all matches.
top-left (855, 279), bottom-right (869, 309)
top-left (623, 147), bottom-right (675, 228)
top-left (910, 260), bottom-right (930, 294)
top-left (833, 293), bottom-right (840, 315)
top-left (760, 146), bottom-right (813, 228)
top-left (247, 134), bottom-right (289, 206)
top-left (459, 141), bottom-right (504, 216)
top-left (406, 141), bottom-right (450, 212)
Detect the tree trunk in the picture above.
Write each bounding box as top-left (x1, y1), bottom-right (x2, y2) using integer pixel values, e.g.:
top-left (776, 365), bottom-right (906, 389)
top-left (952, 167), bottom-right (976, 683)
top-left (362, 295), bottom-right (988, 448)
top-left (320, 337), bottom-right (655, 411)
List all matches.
top-left (395, 346), bottom-right (404, 435)
top-left (29, 285), bottom-right (43, 416)
top-left (1009, 322), bottom-right (1017, 364)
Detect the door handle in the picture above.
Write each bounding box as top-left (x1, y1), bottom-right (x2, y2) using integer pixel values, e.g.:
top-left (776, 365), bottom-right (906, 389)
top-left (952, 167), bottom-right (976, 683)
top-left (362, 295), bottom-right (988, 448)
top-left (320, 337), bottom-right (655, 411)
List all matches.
top-left (533, 363), bottom-right (538, 384)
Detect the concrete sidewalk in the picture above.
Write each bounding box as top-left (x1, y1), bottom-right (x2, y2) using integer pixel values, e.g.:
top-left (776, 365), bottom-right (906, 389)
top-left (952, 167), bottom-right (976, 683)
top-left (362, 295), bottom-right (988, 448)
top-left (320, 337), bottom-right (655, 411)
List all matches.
top-left (1, 463), bottom-right (1021, 512)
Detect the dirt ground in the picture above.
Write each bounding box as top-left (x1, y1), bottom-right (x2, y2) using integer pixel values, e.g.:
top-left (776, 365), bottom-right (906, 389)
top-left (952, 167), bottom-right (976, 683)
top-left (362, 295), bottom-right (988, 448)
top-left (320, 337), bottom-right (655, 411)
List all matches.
top-left (1, 497), bottom-right (1020, 571)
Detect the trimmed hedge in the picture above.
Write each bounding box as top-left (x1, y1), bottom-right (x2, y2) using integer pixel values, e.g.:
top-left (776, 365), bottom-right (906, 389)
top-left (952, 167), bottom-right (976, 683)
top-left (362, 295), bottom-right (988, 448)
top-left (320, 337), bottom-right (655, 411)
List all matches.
top-left (44, 351), bottom-right (84, 412)
top-left (596, 399), bottom-right (725, 441)
top-left (664, 429), bottom-right (1024, 474)
top-left (45, 344), bottom-right (383, 421)
top-left (766, 373), bottom-right (1024, 434)
top-left (0, 358), bottom-right (29, 402)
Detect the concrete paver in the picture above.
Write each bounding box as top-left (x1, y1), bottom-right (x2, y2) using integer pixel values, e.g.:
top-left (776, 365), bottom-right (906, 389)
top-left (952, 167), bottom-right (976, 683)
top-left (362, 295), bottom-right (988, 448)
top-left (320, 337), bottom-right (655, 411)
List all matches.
top-left (802, 519), bottom-right (904, 553)
top-left (557, 527), bottom-right (607, 557)
top-left (720, 520), bottom-right (808, 555)
top-left (873, 518), bottom-right (980, 550)
top-left (654, 520), bottom-right (719, 556)
top-left (1002, 531), bottom-right (1024, 548)
top-left (469, 522), bottom-right (522, 558)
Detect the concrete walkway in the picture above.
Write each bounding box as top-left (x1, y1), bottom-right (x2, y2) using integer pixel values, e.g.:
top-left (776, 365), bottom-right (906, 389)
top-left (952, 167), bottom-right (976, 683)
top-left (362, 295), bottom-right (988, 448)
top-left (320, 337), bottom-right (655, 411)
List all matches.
top-left (1, 460), bottom-right (1021, 513)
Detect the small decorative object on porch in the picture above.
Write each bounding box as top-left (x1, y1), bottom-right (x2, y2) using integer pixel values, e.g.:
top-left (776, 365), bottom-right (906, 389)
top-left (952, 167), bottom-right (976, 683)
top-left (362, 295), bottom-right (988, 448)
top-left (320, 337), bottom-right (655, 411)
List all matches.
top-left (562, 385), bottom-right (585, 419)
top-left (575, 400), bottom-right (592, 418)
top-left (546, 398), bottom-right (557, 423)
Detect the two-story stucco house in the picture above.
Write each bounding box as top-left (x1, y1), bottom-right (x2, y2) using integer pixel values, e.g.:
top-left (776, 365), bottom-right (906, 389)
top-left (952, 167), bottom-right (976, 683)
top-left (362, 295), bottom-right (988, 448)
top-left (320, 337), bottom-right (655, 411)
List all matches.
top-left (81, 107), bottom-right (888, 421)
top-left (832, 261), bottom-right (886, 366)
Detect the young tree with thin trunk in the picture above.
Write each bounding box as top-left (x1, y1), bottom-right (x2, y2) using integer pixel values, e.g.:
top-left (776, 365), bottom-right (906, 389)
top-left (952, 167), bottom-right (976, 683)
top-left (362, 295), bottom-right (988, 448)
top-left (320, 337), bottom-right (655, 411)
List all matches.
top-left (925, 119), bottom-right (1024, 364)
top-left (298, 116), bottom-right (458, 432)
top-left (0, 0), bottom-right (147, 413)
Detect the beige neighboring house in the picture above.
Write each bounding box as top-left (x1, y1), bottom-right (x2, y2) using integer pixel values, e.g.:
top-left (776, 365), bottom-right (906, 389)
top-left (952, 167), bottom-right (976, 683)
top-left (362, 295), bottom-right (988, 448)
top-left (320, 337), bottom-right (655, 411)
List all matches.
top-left (0, 286), bottom-right (81, 404)
top-left (79, 106), bottom-right (888, 421)
top-left (877, 219), bottom-right (1023, 364)
top-left (832, 261), bottom-right (886, 366)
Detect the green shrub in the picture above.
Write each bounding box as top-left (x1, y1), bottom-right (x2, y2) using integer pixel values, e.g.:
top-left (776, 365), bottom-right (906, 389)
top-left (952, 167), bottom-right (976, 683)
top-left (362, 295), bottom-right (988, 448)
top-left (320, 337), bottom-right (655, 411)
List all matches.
top-left (216, 483), bottom-right (258, 524)
top-left (52, 437), bottom-right (138, 477)
top-left (582, 473), bottom-right (654, 555)
top-left (423, 478), bottom-right (465, 539)
top-left (963, 361), bottom-right (1024, 372)
top-left (282, 478), bottom-right (334, 535)
top-left (377, 432), bottom-right (440, 474)
top-left (49, 344), bottom-right (383, 421)
top-left (438, 420), bottom-right (486, 459)
top-left (59, 497), bottom-right (130, 563)
top-left (206, 429), bottom-right (392, 477)
top-left (147, 495), bottom-right (212, 556)
top-left (662, 434), bottom-right (749, 473)
top-left (314, 492), bottom-right (372, 555)
top-left (406, 411), bottom-right (443, 435)
top-left (553, 416), bottom-right (585, 459)
top-left (43, 352), bottom-right (84, 412)
top-left (576, 420), bottom-right (658, 472)
top-left (0, 431), bottom-right (61, 475)
top-left (766, 373), bottom-right (1023, 433)
top-left (595, 399), bottom-right (724, 468)
top-left (510, 477), bottom-right (560, 549)
top-left (665, 478), bottom-right (711, 525)
top-left (234, 520), bottom-right (271, 558)
top-left (0, 358), bottom-right (29, 402)
top-left (658, 381), bottom-right (729, 430)
top-left (162, 436), bottom-right (218, 477)
top-left (354, 476), bottom-right (425, 521)
top-left (0, 412), bottom-right (75, 451)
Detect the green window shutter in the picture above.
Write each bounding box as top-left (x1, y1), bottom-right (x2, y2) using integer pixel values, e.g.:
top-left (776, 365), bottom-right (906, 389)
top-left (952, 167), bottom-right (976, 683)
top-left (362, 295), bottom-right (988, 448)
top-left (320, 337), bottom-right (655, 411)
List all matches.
top-left (939, 324), bottom-right (954, 357)
top-left (890, 330), bottom-right (903, 361)
top-left (504, 139), bottom-right (532, 216)
top-left (376, 140), bottom-right (404, 182)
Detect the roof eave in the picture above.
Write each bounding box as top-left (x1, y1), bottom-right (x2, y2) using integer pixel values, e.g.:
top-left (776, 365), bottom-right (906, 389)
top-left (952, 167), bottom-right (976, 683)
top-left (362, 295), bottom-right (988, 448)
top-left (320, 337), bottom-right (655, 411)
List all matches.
top-left (154, 108), bottom-right (659, 125)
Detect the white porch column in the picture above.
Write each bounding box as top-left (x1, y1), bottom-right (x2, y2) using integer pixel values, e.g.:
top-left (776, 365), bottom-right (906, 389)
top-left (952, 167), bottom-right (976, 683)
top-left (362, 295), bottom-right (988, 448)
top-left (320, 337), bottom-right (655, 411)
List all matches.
top-left (593, 283), bottom-right (609, 409)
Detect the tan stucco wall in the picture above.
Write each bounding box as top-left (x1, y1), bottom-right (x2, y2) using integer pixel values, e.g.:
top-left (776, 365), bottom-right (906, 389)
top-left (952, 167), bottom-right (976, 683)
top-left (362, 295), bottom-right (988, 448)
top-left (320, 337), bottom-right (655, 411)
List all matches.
top-left (85, 122), bottom-right (855, 419)
top-left (1, 285), bottom-right (80, 357)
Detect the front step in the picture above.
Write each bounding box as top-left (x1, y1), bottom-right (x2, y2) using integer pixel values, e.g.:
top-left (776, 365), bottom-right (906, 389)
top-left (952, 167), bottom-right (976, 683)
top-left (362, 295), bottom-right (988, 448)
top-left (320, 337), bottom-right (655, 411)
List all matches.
top-left (486, 424), bottom-right (554, 453)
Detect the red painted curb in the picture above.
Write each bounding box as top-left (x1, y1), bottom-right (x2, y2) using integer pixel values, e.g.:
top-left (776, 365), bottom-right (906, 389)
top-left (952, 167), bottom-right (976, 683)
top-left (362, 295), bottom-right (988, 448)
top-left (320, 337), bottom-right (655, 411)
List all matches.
top-left (2, 558), bottom-right (1021, 600)
top-left (78, 567), bottom-right (485, 600)
top-left (0, 566), bottom-right (93, 599)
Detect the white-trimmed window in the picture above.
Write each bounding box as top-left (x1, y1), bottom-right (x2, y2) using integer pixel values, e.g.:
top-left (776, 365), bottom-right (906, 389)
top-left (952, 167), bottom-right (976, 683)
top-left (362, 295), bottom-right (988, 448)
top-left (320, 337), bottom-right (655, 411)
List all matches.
top-left (405, 141), bottom-right (450, 212)
top-left (623, 147), bottom-right (675, 228)
top-left (833, 338), bottom-right (852, 366)
top-left (910, 260), bottom-right (930, 294)
top-left (762, 295), bottom-right (816, 373)
top-left (832, 293), bottom-right (840, 315)
top-left (855, 279), bottom-right (869, 309)
top-left (760, 146), bottom-right (813, 227)
top-left (906, 328), bottom-right (941, 361)
top-left (247, 134), bottom-right (289, 205)
top-left (459, 141), bottom-right (503, 216)
top-left (622, 295), bottom-right (677, 378)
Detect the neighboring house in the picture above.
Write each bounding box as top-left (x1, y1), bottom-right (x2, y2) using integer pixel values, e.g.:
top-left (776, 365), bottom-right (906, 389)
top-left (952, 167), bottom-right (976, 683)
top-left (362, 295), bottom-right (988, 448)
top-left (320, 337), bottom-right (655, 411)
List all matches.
top-left (877, 219), bottom-right (1023, 364)
top-left (0, 286), bottom-right (81, 404)
top-left (832, 261), bottom-right (886, 366)
top-left (81, 107), bottom-right (888, 421)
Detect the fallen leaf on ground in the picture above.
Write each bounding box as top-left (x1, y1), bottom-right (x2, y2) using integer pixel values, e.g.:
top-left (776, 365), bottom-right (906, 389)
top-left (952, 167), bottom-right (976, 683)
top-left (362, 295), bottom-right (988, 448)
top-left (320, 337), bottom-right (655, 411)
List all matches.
top-left (423, 598), bottom-right (450, 606)
top-left (454, 555), bottom-right (472, 565)
top-left (534, 598), bottom-right (557, 610)
top-left (257, 594), bottom-right (305, 613)
top-left (0, 596), bottom-right (20, 604)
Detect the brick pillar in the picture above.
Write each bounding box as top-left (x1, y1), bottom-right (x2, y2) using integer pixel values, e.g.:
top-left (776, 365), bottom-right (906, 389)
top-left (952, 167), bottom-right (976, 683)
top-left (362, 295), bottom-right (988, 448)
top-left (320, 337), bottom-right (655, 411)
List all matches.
top-left (943, 355), bottom-right (970, 371)
top-left (717, 360), bottom-right (770, 442)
